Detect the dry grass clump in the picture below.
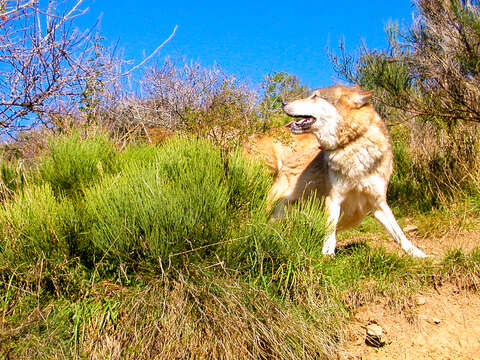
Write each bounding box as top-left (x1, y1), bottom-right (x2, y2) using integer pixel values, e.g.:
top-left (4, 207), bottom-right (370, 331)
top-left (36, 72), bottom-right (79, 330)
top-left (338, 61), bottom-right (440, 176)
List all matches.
top-left (439, 248), bottom-right (480, 291)
top-left (0, 272), bottom-right (346, 360)
top-left (82, 274), bottom-right (344, 360)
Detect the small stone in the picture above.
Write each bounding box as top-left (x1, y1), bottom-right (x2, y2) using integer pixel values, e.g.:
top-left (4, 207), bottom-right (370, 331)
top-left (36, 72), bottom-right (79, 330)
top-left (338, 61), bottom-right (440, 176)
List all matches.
top-left (424, 316), bottom-right (441, 325)
top-left (415, 296), bottom-right (427, 306)
top-left (403, 224), bottom-right (419, 233)
top-left (365, 323), bottom-right (386, 347)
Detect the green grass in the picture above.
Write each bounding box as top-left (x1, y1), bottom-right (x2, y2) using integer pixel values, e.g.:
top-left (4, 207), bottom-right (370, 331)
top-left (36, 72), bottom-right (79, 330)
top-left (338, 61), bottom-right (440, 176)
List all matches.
top-left (226, 195), bottom-right (329, 295)
top-left (388, 139), bottom-right (440, 212)
top-left (38, 131), bottom-right (117, 197)
top-left (1, 132), bottom-right (480, 359)
top-left (0, 158), bottom-right (26, 202)
top-left (0, 183), bottom-right (77, 266)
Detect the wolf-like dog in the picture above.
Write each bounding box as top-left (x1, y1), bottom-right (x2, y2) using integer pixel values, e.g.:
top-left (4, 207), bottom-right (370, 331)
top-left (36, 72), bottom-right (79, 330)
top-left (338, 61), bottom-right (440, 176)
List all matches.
top-left (264, 85), bottom-right (426, 257)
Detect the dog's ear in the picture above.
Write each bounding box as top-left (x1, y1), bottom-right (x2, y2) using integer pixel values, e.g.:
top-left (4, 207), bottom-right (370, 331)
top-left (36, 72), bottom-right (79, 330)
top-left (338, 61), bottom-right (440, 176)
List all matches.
top-left (350, 90), bottom-right (374, 108)
top-left (350, 84), bottom-right (362, 90)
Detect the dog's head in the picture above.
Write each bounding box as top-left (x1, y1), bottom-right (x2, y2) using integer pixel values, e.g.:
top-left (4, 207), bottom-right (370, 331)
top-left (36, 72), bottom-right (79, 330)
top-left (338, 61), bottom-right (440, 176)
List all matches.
top-left (282, 90), bottom-right (340, 133)
top-left (282, 85), bottom-right (374, 149)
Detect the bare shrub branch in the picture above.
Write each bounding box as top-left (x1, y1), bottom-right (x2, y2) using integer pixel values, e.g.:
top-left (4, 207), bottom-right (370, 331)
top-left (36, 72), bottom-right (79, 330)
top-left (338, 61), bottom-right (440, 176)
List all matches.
top-left (0, 1), bottom-right (176, 137)
top-left (94, 59), bottom-right (261, 149)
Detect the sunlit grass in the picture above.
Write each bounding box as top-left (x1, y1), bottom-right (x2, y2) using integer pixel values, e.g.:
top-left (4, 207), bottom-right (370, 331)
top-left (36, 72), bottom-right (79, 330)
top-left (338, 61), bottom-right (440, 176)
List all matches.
top-left (1, 133), bottom-right (480, 359)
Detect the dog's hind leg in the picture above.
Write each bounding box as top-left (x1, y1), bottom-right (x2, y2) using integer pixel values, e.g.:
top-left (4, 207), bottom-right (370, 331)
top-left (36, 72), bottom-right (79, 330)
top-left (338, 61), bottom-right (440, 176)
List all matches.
top-left (322, 196), bottom-right (342, 256)
top-left (267, 172), bottom-right (295, 219)
top-left (373, 201), bottom-right (427, 258)
top-left (271, 198), bottom-right (287, 219)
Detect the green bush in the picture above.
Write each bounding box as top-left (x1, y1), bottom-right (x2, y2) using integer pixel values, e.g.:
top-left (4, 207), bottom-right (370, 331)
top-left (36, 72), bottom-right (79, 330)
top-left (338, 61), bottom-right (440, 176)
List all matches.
top-left (82, 137), bottom-right (273, 271)
top-left (0, 134), bottom-right (329, 292)
top-left (388, 139), bottom-right (437, 212)
top-left (224, 149), bottom-right (272, 215)
top-left (38, 132), bottom-right (117, 197)
top-left (0, 183), bottom-right (77, 266)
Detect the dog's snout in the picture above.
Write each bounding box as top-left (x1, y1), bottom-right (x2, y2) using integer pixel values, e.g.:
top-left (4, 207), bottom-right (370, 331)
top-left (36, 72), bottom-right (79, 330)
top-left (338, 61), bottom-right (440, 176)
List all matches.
top-left (280, 99), bottom-right (287, 107)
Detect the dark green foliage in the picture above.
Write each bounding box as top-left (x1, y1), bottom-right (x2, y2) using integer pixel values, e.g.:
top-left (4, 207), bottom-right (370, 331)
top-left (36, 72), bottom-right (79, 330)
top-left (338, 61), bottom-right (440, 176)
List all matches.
top-left (388, 138), bottom-right (439, 211)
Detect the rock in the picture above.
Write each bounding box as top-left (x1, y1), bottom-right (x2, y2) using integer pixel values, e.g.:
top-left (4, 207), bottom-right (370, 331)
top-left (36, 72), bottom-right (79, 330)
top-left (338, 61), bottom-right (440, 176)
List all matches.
top-left (365, 323), bottom-right (386, 347)
top-left (423, 316), bottom-right (441, 325)
top-left (403, 224), bottom-right (418, 233)
top-left (415, 296), bottom-right (427, 306)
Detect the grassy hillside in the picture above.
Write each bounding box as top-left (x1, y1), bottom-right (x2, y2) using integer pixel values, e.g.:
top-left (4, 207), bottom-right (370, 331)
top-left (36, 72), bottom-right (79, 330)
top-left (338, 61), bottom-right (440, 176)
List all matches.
top-left (0, 132), bottom-right (479, 359)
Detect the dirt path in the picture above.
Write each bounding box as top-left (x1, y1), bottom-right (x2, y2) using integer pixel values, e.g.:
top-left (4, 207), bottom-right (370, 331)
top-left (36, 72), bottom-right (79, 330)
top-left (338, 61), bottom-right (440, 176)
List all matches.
top-left (339, 227), bottom-right (480, 360)
top-left (342, 226), bottom-right (480, 258)
top-left (341, 286), bottom-right (480, 360)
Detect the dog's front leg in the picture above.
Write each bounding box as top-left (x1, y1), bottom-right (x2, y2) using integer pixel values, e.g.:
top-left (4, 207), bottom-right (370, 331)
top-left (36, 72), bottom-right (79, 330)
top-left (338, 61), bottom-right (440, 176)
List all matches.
top-left (322, 195), bottom-right (342, 256)
top-left (373, 201), bottom-right (427, 258)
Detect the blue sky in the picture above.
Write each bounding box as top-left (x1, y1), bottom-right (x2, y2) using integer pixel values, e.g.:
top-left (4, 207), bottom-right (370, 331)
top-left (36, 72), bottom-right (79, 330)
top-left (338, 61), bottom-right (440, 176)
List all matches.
top-left (78, 0), bottom-right (417, 89)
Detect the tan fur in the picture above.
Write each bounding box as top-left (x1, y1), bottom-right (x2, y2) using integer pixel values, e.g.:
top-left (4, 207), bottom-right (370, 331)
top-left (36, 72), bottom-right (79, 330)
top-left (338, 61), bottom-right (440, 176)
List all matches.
top-left (243, 127), bottom-right (319, 174)
top-left (253, 85), bottom-right (426, 257)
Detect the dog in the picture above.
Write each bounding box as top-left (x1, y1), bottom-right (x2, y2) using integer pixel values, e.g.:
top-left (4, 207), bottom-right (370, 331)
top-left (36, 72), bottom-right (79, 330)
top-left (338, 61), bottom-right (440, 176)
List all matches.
top-left (262, 85), bottom-right (426, 257)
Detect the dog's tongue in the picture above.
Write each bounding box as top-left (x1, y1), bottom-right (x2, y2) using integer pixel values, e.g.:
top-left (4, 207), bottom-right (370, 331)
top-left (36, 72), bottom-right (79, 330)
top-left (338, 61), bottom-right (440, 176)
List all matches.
top-left (285, 118), bottom-right (310, 128)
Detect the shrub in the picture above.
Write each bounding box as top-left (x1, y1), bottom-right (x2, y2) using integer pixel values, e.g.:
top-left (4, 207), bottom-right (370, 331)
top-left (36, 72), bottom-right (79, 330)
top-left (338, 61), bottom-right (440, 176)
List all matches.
top-left (330, 2), bottom-right (480, 210)
top-left (0, 184), bottom-right (77, 267)
top-left (82, 137), bottom-right (272, 271)
top-left (387, 122), bottom-right (480, 211)
top-left (38, 132), bottom-right (117, 197)
top-left (96, 59), bottom-right (262, 151)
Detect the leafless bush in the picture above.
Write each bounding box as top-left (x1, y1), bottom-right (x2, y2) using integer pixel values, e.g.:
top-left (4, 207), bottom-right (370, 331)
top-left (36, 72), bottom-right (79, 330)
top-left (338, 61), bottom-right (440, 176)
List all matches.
top-left (0, 1), bottom-right (97, 134)
top-left (96, 59), bottom-right (262, 149)
top-left (0, 0), bottom-right (176, 139)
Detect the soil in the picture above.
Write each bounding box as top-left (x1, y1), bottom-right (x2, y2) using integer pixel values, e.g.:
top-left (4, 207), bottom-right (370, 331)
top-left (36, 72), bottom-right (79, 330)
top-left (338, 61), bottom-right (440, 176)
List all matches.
top-left (339, 227), bottom-right (480, 360)
top-left (340, 286), bottom-right (480, 360)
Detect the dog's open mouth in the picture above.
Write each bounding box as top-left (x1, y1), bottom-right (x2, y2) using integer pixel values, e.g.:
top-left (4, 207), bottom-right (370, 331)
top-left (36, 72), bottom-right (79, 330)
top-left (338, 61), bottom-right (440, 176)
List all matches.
top-left (285, 116), bottom-right (316, 131)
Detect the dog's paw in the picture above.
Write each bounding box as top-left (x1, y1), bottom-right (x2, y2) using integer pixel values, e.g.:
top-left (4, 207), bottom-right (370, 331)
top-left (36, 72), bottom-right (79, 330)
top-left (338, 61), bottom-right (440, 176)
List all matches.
top-left (408, 247), bottom-right (428, 258)
top-left (322, 247), bottom-right (336, 257)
